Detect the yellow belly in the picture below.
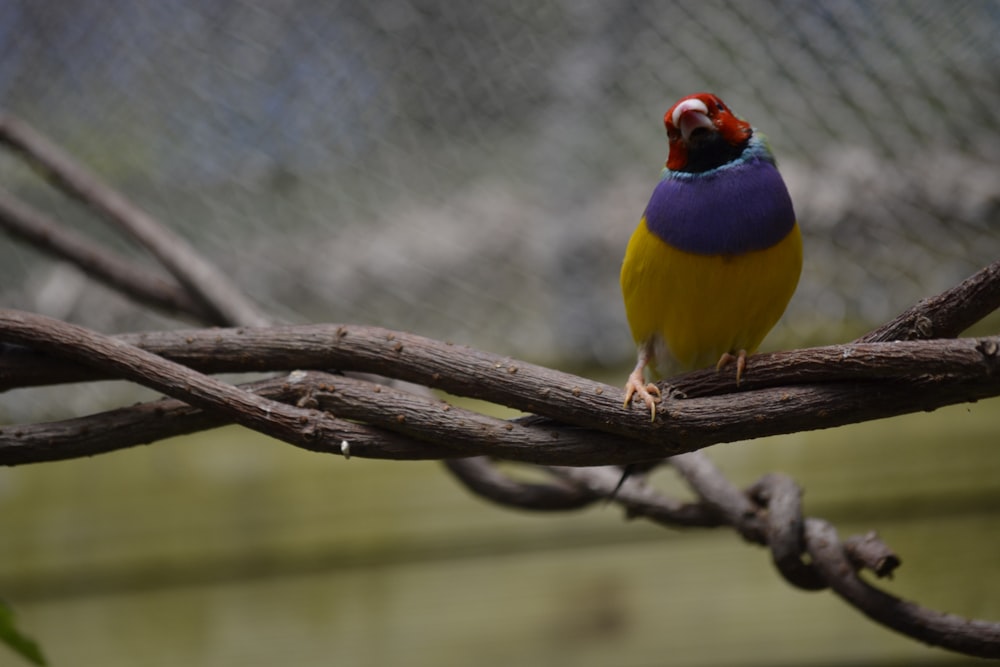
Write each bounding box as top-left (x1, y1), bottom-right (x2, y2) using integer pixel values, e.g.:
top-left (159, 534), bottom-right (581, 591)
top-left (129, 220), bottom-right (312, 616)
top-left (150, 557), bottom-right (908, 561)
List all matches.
top-left (620, 218), bottom-right (802, 376)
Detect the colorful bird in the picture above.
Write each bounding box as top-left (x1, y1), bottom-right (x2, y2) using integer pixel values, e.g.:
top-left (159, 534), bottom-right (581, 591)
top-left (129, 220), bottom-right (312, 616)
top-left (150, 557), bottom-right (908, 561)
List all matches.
top-left (621, 92), bottom-right (802, 419)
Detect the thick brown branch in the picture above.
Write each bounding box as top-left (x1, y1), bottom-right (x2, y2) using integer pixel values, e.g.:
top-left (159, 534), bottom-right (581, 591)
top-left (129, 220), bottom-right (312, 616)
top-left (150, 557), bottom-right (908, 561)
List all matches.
top-left (3, 318), bottom-right (999, 412)
top-left (667, 335), bottom-right (1000, 398)
top-left (1, 312), bottom-right (999, 466)
top-left (6, 324), bottom-right (996, 394)
top-left (304, 372), bottom-right (640, 464)
top-left (0, 113), bottom-right (269, 327)
top-left (0, 372), bottom-right (457, 464)
top-left (0, 311), bottom-right (448, 462)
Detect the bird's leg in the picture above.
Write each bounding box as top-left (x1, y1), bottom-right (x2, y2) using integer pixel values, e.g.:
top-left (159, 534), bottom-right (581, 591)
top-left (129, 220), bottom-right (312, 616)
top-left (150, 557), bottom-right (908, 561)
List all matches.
top-left (716, 348), bottom-right (748, 386)
top-left (623, 342), bottom-right (661, 421)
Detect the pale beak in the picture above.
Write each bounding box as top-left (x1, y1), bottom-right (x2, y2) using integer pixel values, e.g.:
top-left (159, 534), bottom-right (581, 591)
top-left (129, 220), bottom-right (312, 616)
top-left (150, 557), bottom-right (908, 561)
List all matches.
top-left (671, 99), bottom-right (714, 143)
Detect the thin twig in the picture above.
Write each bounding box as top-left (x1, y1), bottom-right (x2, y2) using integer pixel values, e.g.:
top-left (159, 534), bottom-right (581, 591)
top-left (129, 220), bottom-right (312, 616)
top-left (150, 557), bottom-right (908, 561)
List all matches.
top-left (0, 187), bottom-right (219, 322)
top-left (805, 518), bottom-right (1000, 657)
top-left (544, 465), bottom-right (725, 528)
top-left (444, 458), bottom-right (597, 511)
top-left (0, 113), bottom-right (270, 327)
top-left (669, 452), bottom-right (765, 543)
top-left (857, 258), bottom-right (1000, 343)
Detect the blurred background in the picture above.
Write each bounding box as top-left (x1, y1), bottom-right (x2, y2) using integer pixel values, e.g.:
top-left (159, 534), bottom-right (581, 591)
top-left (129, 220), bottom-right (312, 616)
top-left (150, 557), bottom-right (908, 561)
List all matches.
top-left (0, 1), bottom-right (998, 665)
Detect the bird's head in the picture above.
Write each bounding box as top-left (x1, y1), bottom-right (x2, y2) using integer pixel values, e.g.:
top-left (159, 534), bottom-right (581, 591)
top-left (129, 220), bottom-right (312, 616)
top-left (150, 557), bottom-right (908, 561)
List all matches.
top-left (664, 93), bottom-right (752, 172)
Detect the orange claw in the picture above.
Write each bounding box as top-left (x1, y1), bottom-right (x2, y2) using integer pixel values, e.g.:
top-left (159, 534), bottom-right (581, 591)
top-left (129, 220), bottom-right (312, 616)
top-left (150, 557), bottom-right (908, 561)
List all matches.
top-left (716, 349), bottom-right (748, 386)
top-left (624, 367), bottom-right (661, 421)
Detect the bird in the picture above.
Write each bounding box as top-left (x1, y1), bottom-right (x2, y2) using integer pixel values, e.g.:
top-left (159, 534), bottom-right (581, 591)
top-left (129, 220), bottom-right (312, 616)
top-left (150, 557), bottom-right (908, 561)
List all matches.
top-left (620, 92), bottom-right (802, 420)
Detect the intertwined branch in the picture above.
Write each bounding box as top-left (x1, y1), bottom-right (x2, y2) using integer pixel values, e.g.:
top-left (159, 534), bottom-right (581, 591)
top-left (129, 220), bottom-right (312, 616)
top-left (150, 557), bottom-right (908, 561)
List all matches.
top-left (2, 314), bottom-right (1000, 465)
top-left (3, 112), bottom-right (1000, 658)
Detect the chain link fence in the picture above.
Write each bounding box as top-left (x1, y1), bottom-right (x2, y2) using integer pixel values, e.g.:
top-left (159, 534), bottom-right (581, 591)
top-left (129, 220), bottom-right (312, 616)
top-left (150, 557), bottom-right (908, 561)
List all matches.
top-left (2, 0), bottom-right (999, 369)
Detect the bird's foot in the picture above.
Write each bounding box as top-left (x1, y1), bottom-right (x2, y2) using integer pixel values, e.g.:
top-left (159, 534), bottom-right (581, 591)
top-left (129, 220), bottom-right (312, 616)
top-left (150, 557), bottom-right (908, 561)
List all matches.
top-left (624, 368), bottom-right (661, 421)
top-left (716, 349), bottom-right (748, 386)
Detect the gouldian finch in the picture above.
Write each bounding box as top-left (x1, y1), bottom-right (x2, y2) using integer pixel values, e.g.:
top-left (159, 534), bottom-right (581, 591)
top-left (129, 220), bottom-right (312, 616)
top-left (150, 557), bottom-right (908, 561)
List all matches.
top-left (621, 93), bottom-right (802, 419)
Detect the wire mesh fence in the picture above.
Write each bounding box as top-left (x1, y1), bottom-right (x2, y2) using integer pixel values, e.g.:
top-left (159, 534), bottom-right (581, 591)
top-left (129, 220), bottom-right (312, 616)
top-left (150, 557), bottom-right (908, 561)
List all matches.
top-left (2, 4), bottom-right (1000, 664)
top-left (2, 0), bottom-right (999, 368)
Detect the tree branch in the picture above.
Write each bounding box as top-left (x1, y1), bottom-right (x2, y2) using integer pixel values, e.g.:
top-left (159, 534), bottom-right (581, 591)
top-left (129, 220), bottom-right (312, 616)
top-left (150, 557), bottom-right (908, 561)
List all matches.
top-left (5, 321), bottom-right (1000, 398)
top-left (806, 518), bottom-right (1000, 656)
top-left (1, 311), bottom-right (998, 466)
top-left (0, 371), bottom-right (463, 464)
top-left (443, 458), bottom-right (598, 511)
top-left (0, 113), bottom-right (269, 327)
top-left (857, 258), bottom-right (1000, 343)
top-left (0, 187), bottom-right (219, 322)
top-left (0, 312), bottom-right (453, 462)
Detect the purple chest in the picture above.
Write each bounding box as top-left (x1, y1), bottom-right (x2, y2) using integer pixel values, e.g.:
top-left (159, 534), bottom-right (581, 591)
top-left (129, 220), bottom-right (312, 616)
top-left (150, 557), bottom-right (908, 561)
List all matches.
top-left (643, 158), bottom-right (796, 256)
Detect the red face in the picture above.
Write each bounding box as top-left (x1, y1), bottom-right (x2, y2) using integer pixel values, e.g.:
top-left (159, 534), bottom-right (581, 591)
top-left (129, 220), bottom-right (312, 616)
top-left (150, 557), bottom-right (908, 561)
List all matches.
top-left (663, 93), bottom-right (752, 171)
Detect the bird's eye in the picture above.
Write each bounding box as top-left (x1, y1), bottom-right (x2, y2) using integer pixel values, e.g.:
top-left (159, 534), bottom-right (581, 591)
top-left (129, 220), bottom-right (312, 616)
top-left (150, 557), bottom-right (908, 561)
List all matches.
top-left (716, 101), bottom-right (726, 112)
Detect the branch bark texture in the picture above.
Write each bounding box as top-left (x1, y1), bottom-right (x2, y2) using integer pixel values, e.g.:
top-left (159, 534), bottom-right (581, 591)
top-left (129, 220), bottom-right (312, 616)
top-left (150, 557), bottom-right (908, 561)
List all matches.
top-left (1, 312), bottom-right (998, 466)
